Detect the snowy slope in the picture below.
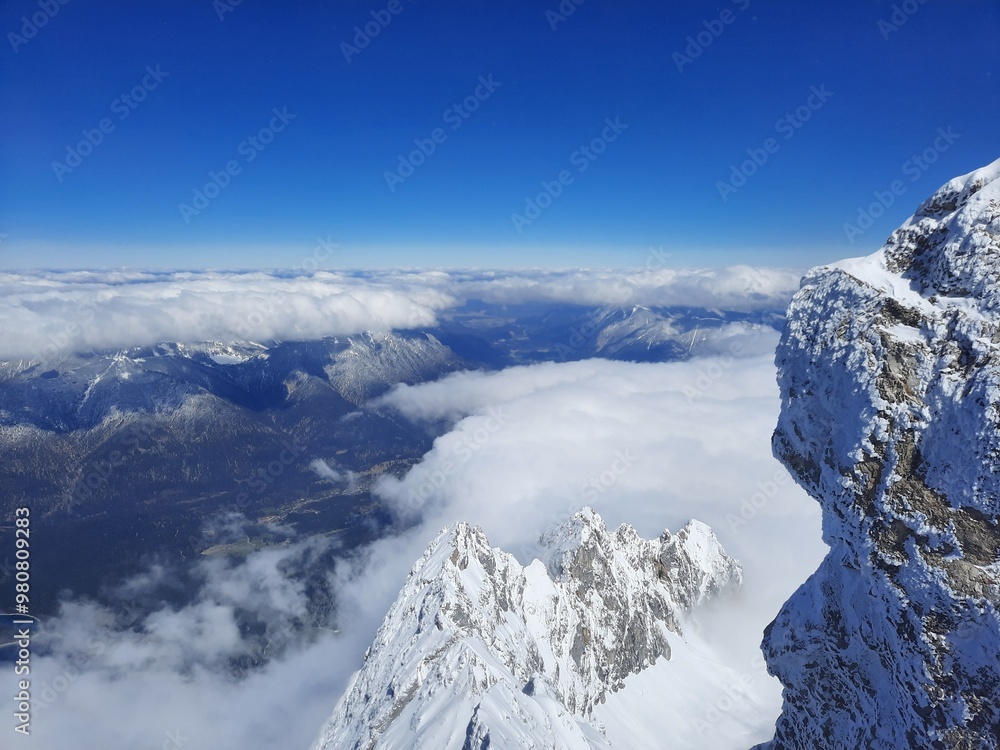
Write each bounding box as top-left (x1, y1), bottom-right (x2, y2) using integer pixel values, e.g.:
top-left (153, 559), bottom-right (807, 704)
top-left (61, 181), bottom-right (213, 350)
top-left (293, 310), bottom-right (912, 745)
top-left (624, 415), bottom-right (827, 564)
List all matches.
top-left (758, 159), bottom-right (1000, 747)
top-left (322, 331), bottom-right (460, 404)
top-left (593, 629), bottom-right (775, 749)
top-left (311, 509), bottom-right (742, 749)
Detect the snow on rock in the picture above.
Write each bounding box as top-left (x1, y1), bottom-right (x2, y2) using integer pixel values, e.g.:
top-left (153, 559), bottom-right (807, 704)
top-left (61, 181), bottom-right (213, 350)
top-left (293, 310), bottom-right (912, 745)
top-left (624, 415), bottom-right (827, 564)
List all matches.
top-left (311, 509), bottom-right (741, 750)
top-left (323, 331), bottom-right (460, 404)
top-left (757, 159), bottom-right (1000, 748)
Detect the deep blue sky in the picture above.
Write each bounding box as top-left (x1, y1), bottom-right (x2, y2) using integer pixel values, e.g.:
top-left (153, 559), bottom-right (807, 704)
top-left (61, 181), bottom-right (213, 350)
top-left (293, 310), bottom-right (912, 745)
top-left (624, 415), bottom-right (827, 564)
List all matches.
top-left (1, 0), bottom-right (997, 270)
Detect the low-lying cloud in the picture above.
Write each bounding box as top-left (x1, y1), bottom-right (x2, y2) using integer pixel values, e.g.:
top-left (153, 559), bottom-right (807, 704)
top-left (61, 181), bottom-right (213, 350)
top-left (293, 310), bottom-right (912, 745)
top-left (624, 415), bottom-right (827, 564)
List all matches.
top-left (310, 459), bottom-right (358, 490)
top-left (4, 316), bottom-right (825, 750)
top-left (17, 531), bottom-right (351, 750)
top-left (367, 343), bottom-right (825, 745)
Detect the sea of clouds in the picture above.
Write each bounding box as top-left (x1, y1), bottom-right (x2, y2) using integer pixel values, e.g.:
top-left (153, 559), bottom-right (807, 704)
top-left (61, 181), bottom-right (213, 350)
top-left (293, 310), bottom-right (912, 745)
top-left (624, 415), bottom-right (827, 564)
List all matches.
top-left (2, 266), bottom-right (828, 750)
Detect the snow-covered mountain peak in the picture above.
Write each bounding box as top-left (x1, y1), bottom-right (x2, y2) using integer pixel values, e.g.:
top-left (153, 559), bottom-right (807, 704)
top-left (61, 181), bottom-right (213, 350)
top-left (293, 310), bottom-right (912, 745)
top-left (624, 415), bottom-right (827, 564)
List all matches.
top-left (829, 157), bottom-right (1000, 318)
top-left (312, 509), bottom-right (742, 749)
top-left (759, 160), bottom-right (1000, 748)
top-left (535, 505), bottom-right (609, 575)
top-left (912, 157), bottom-right (1000, 222)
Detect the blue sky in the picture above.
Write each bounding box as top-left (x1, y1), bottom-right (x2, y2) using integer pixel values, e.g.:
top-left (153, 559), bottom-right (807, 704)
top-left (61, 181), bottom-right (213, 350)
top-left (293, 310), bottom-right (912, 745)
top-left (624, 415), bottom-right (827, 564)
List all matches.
top-left (1, 0), bottom-right (997, 270)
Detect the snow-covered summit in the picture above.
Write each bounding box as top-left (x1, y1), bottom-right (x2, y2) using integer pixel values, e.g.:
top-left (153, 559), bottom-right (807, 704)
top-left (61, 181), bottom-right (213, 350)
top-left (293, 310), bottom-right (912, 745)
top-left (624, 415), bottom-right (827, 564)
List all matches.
top-left (311, 509), bottom-right (741, 750)
top-left (759, 159), bottom-right (1000, 748)
top-left (834, 157), bottom-right (1000, 315)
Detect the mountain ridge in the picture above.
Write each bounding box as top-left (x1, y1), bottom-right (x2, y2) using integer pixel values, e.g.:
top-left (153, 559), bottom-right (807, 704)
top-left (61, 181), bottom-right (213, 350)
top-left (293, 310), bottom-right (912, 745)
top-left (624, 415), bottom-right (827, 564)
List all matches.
top-left (311, 508), bottom-right (742, 750)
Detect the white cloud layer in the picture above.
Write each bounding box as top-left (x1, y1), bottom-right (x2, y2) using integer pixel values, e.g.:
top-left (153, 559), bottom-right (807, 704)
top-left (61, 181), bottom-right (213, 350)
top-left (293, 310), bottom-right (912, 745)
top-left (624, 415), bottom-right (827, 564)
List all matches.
top-left (443, 266), bottom-right (803, 310)
top-left (7, 341), bottom-right (825, 749)
top-left (16, 535), bottom-right (356, 750)
top-left (367, 347), bottom-right (826, 746)
top-left (0, 270), bottom-right (456, 361)
top-left (0, 266), bottom-right (801, 360)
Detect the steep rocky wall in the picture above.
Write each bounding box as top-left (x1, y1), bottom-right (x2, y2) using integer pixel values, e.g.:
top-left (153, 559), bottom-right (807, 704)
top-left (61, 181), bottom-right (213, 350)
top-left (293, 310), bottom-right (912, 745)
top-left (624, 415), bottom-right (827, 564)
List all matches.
top-left (757, 160), bottom-right (1000, 748)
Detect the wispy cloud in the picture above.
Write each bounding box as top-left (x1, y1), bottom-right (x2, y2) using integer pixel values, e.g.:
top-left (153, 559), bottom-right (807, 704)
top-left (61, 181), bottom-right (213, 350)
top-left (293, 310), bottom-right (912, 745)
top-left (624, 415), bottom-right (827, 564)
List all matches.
top-left (310, 459), bottom-right (358, 490)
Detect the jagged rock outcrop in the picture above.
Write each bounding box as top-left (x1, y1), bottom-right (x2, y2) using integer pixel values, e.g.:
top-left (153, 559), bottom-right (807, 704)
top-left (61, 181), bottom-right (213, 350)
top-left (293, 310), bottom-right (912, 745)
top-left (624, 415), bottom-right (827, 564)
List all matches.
top-left (311, 509), bottom-right (741, 750)
top-left (757, 160), bottom-right (1000, 748)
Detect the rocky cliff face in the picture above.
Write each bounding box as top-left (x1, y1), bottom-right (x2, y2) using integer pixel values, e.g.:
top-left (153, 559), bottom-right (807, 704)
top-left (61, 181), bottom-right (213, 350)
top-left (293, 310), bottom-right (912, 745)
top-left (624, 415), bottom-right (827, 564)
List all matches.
top-left (311, 509), bottom-right (741, 750)
top-left (759, 160), bottom-right (1000, 748)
